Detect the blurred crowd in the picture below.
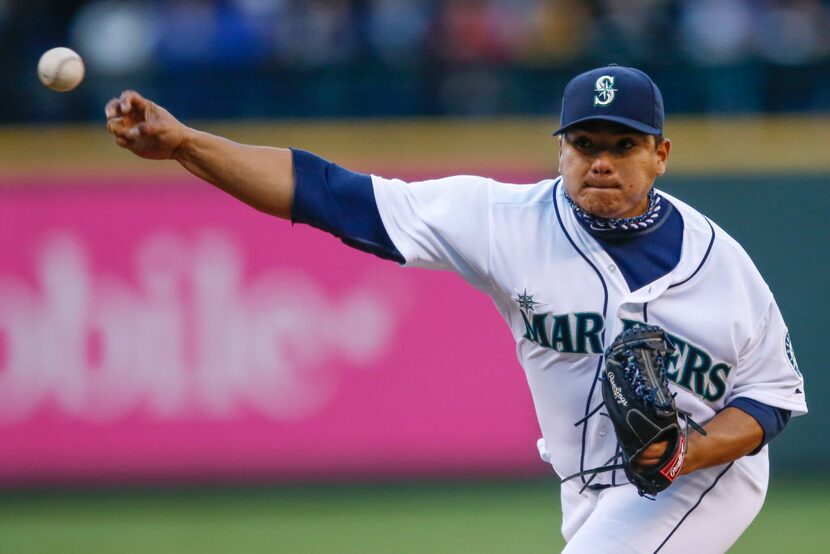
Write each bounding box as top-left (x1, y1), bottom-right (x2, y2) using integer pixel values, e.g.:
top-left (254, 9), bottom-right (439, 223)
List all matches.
top-left (3, 0), bottom-right (830, 121)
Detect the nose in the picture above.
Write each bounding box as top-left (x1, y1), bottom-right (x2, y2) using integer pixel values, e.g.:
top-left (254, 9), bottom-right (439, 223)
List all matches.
top-left (591, 153), bottom-right (614, 176)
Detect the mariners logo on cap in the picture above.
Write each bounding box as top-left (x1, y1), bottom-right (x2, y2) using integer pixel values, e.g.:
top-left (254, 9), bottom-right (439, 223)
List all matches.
top-left (594, 75), bottom-right (617, 107)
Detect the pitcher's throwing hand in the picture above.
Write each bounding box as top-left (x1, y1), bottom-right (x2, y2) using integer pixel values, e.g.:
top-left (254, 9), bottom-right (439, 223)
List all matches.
top-left (105, 90), bottom-right (187, 160)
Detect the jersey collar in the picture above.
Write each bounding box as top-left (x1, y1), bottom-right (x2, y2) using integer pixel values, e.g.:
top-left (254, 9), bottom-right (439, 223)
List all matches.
top-left (564, 188), bottom-right (669, 237)
top-left (555, 179), bottom-right (717, 302)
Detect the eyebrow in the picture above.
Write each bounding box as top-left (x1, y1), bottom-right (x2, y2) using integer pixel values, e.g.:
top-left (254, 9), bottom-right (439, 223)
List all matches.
top-left (565, 132), bottom-right (645, 141)
top-left (567, 128), bottom-right (644, 136)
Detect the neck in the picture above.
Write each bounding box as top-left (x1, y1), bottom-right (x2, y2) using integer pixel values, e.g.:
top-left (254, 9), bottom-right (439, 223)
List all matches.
top-left (566, 189), bottom-right (667, 235)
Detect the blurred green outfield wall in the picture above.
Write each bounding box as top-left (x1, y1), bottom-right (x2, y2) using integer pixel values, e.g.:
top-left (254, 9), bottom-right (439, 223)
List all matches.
top-left (1, 117), bottom-right (826, 477)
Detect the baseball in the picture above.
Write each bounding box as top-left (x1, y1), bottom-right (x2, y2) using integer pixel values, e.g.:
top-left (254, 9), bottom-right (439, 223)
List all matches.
top-left (38, 47), bottom-right (85, 92)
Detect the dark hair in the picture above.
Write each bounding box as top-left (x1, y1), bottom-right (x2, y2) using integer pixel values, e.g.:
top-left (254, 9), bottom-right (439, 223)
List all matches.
top-left (653, 134), bottom-right (665, 148)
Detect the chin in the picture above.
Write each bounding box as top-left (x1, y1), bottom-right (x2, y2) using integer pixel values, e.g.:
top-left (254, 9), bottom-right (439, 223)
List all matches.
top-left (574, 190), bottom-right (623, 219)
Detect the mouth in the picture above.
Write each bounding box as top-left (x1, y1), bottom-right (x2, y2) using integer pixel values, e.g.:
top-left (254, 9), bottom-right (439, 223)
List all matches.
top-left (583, 182), bottom-right (621, 190)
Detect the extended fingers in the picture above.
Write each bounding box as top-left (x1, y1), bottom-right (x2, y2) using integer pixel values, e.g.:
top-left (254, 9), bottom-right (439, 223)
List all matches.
top-left (106, 116), bottom-right (132, 138)
top-left (106, 116), bottom-right (125, 135)
top-left (104, 97), bottom-right (121, 119)
top-left (106, 118), bottom-right (147, 150)
top-left (106, 117), bottom-right (132, 149)
top-left (104, 90), bottom-right (149, 119)
top-left (118, 90), bottom-right (148, 115)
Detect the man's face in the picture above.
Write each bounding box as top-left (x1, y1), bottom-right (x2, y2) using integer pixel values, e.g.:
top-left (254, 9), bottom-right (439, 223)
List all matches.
top-left (558, 121), bottom-right (671, 219)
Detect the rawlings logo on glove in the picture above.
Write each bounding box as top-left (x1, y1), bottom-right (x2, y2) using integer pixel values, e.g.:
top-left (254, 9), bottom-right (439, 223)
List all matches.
top-left (659, 434), bottom-right (687, 481)
top-left (606, 372), bottom-right (628, 407)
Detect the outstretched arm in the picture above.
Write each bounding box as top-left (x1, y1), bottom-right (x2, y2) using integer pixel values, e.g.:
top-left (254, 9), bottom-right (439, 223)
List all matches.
top-left (105, 90), bottom-right (295, 219)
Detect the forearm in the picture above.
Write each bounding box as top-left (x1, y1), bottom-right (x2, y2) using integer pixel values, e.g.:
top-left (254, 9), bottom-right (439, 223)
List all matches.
top-left (174, 128), bottom-right (295, 219)
top-left (680, 407), bottom-right (764, 475)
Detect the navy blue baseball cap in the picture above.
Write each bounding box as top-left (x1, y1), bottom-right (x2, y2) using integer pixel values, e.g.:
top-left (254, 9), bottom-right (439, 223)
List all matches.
top-left (553, 65), bottom-right (664, 136)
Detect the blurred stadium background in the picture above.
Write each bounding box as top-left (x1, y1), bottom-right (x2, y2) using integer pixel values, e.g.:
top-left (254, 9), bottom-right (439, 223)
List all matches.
top-left (1, 1), bottom-right (828, 552)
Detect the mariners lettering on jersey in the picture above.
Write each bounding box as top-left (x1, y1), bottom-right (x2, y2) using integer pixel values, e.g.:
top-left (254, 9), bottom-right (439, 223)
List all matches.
top-left (513, 297), bottom-right (733, 400)
top-left (621, 319), bottom-right (731, 401)
top-left (516, 291), bottom-right (604, 355)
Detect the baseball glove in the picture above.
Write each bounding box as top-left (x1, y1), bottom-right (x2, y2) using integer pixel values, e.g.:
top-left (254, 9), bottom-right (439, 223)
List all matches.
top-left (601, 325), bottom-right (706, 496)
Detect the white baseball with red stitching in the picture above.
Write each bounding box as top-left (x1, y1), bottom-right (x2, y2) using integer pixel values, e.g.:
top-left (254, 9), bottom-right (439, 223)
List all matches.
top-left (37, 47), bottom-right (85, 92)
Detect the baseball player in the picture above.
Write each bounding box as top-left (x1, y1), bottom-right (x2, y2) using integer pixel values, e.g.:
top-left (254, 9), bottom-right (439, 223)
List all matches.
top-left (105, 65), bottom-right (807, 553)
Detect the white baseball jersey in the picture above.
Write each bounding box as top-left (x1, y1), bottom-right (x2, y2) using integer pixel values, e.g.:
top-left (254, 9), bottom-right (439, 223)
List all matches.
top-left (371, 173), bottom-right (807, 550)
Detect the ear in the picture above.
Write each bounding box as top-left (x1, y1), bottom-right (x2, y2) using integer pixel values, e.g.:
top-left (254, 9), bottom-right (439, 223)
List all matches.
top-left (655, 138), bottom-right (671, 176)
top-left (557, 136), bottom-right (564, 172)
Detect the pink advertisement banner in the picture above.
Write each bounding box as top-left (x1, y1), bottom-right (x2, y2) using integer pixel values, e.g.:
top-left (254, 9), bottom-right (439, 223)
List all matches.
top-left (0, 176), bottom-right (542, 486)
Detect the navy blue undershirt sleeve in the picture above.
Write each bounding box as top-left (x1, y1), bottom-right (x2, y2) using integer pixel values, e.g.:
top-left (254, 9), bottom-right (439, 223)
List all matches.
top-left (727, 397), bottom-right (792, 455)
top-left (290, 148), bottom-right (404, 263)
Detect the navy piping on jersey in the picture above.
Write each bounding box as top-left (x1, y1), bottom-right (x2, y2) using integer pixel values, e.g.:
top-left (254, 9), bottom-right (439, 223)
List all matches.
top-left (290, 148), bottom-right (405, 263)
top-left (611, 443), bottom-right (622, 486)
top-left (669, 218), bottom-right (715, 290)
top-left (653, 462), bottom-right (734, 553)
top-left (553, 180), bottom-right (610, 486)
